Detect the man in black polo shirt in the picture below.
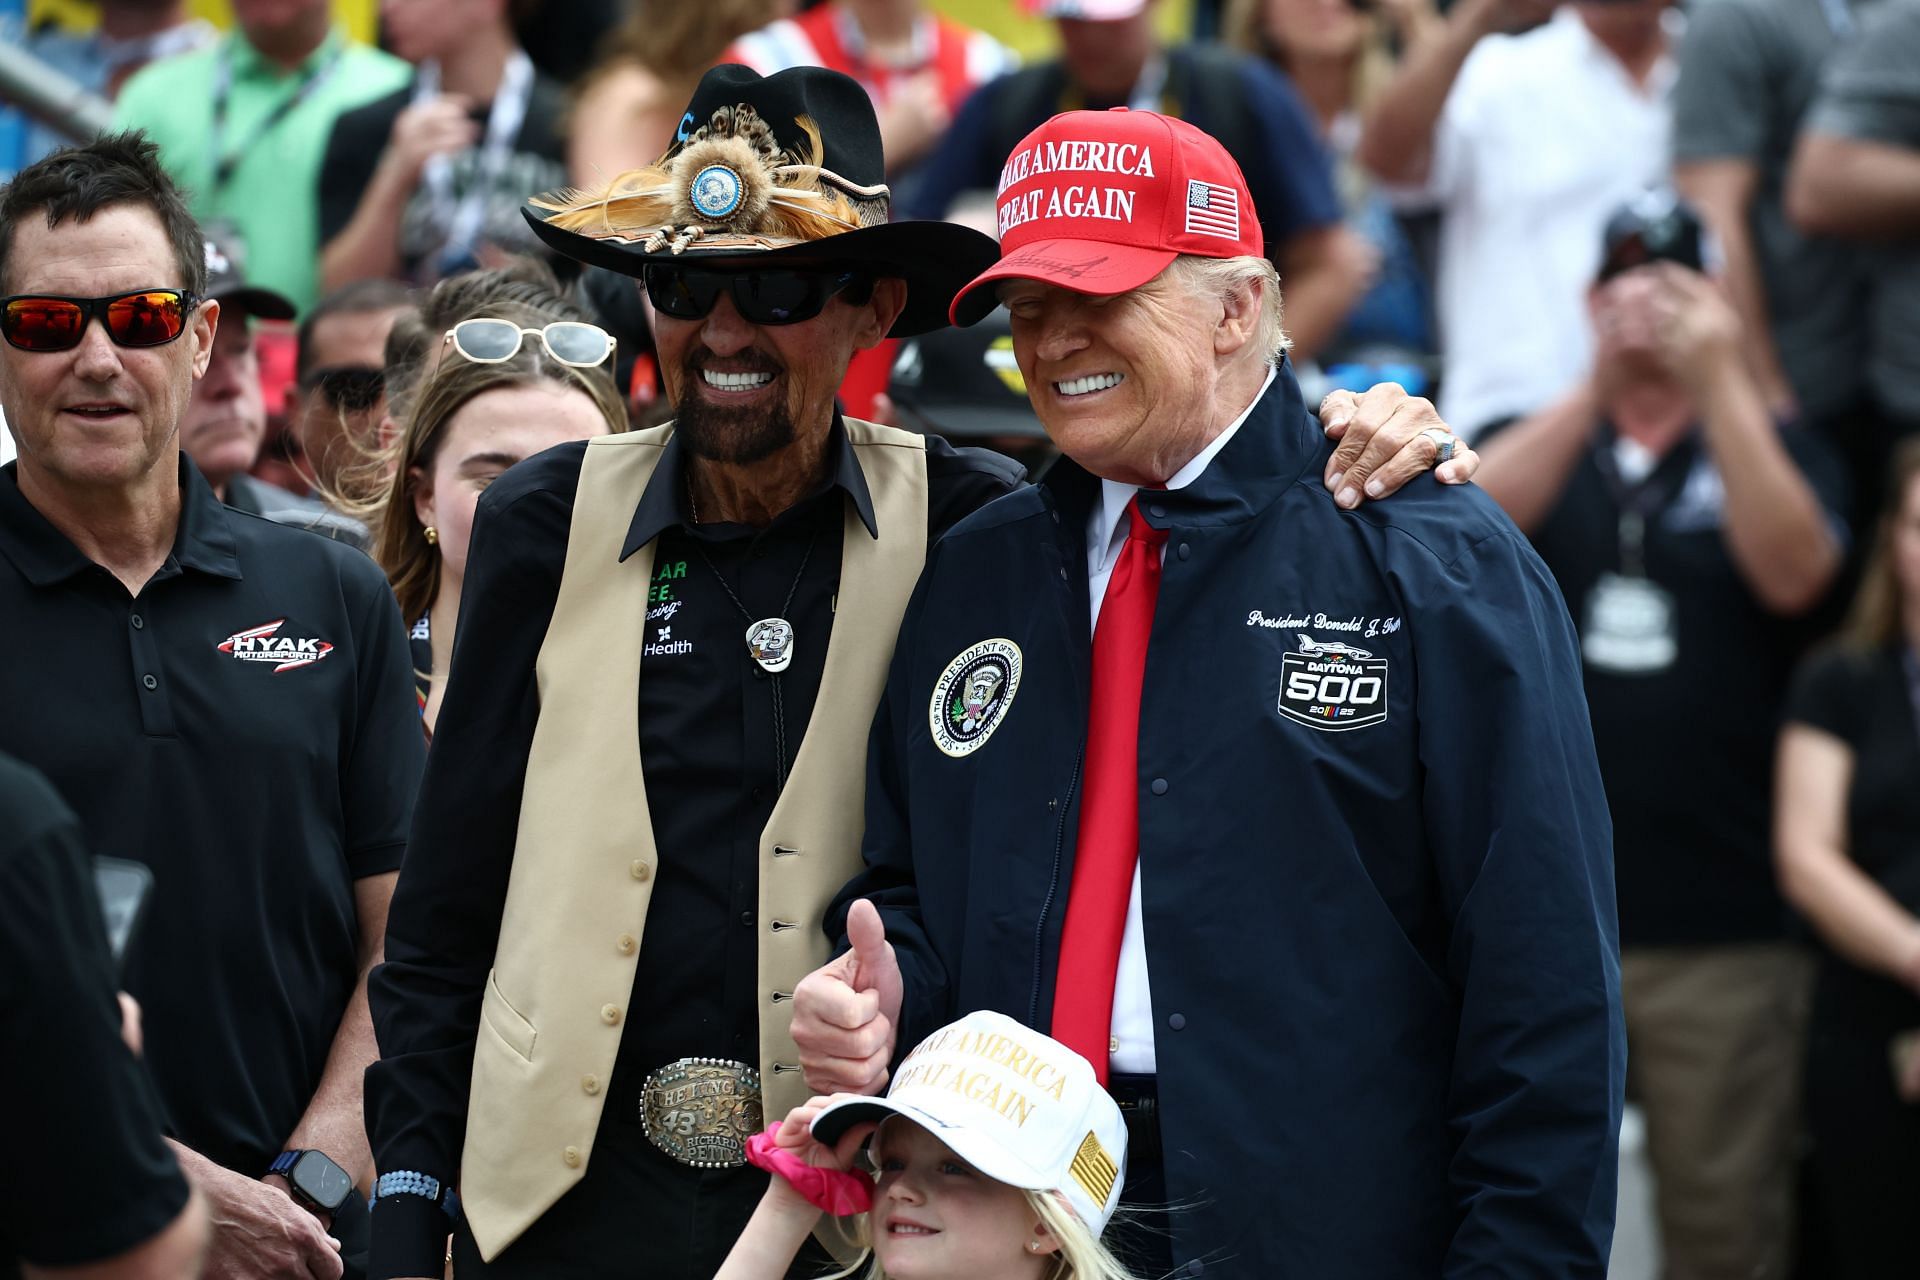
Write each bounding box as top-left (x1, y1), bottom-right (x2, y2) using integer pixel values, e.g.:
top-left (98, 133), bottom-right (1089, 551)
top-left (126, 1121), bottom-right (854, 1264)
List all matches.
top-left (0, 135), bottom-right (423, 1280)
top-left (1, 751), bottom-right (207, 1280)
top-left (1475, 195), bottom-right (1847, 1280)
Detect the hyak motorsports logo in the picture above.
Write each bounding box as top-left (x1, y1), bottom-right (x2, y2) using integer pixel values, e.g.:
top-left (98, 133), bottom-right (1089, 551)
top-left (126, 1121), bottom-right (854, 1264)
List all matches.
top-left (929, 639), bottom-right (1023, 758)
top-left (1277, 633), bottom-right (1388, 732)
top-left (215, 619), bottom-right (335, 672)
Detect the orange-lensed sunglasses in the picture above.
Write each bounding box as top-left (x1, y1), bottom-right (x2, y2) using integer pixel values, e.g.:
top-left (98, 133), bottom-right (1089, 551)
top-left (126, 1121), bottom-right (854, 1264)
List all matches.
top-left (0, 290), bottom-right (199, 352)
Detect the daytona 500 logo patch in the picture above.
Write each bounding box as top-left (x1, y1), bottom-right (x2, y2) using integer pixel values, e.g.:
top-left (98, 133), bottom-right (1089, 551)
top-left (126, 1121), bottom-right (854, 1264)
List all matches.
top-left (1277, 633), bottom-right (1388, 731)
top-left (929, 639), bottom-right (1022, 758)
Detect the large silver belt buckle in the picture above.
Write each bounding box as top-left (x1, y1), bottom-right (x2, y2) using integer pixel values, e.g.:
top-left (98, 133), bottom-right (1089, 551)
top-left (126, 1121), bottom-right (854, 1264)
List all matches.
top-left (639, 1057), bottom-right (764, 1168)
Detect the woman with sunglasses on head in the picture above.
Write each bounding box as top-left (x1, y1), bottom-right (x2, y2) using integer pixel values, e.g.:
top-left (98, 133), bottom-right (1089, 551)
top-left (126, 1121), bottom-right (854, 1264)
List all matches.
top-left (345, 318), bottom-right (626, 734)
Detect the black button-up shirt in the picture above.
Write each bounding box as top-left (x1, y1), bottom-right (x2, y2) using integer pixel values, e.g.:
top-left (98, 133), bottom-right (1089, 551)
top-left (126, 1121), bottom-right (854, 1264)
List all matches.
top-left (0, 457), bottom-right (423, 1175)
top-left (367, 422), bottom-right (1022, 1277)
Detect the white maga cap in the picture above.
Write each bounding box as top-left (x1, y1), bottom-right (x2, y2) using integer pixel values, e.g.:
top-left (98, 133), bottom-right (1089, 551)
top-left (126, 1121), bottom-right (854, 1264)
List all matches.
top-left (811, 1011), bottom-right (1128, 1234)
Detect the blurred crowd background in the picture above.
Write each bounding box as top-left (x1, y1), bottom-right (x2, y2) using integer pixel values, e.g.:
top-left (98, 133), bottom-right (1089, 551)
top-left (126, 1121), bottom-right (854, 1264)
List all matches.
top-left (3, 0), bottom-right (1919, 1275)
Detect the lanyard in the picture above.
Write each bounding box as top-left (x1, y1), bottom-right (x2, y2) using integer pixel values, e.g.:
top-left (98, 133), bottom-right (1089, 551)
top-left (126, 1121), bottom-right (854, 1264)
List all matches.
top-left (209, 38), bottom-right (344, 194)
top-left (413, 51), bottom-right (535, 268)
top-left (1591, 435), bottom-right (1691, 578)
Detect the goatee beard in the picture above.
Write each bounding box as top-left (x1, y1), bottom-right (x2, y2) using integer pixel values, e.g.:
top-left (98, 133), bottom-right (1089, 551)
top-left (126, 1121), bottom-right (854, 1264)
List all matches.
top-left (675, 365), bottom-right (796, 465)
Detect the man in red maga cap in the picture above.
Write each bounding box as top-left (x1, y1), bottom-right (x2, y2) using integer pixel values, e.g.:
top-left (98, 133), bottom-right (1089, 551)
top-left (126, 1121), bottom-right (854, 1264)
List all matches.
top-left (794, 107), bottom-right (1623, 1278)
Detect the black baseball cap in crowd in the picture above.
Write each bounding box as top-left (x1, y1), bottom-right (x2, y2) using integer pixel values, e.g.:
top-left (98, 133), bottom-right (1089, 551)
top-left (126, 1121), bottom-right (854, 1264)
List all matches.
top-left (887, 306), bottom-right (1048, 441)
top-left (203, 233), bottom-right (296, 321)
top-left (1597, 192), bottom-right (1711, 283)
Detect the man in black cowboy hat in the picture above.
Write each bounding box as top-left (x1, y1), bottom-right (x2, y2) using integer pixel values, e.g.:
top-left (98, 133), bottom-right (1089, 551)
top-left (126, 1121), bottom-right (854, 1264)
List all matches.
top-left (364, 63), bottom-right (1470, 1279)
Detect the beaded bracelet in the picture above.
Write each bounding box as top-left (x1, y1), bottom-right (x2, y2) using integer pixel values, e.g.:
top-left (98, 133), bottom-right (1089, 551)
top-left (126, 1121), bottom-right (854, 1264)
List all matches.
top-left (743, 1128), bottom-right (874, 1216)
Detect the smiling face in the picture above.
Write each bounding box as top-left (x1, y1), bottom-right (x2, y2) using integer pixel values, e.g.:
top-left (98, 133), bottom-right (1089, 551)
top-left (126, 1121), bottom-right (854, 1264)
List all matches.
top-left (180, 312), bottom-right (265, 495)
top-left (999, 268), bottom-right (1236, 485)
top-left (869, 1119), bottom-right (1055, 1280)
top-left (0, 203), bottom-right (214, 500)
top-left (651, 270), bottom-right (902, 466)
top-left (412, 379), bottom-right (615, 590)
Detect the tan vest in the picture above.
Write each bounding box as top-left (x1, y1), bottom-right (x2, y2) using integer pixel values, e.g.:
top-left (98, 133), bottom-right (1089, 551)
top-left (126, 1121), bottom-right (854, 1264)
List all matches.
top-left (460, 420), bottom-right (929, 1259)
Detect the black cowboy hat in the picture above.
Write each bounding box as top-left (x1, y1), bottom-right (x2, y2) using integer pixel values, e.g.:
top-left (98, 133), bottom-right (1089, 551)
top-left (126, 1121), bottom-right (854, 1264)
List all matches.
top-left (522, 64), bottom-right (997, 338)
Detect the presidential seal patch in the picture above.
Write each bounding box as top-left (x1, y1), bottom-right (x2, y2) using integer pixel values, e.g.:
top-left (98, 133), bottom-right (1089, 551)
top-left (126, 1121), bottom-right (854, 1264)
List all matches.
top-left (1277, 632), bottom-right (1389, 732)
top-left (930, 639), bottom-right (1022, 758)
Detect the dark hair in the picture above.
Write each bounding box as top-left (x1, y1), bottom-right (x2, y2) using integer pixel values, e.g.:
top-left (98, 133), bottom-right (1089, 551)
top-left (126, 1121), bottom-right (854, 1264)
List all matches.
top-left (1842, 437), bottom-right (1920, 653)
top-left (296, 278), bottom-right (416, 381)
top-left (0, 130), bottom-right (204, 295)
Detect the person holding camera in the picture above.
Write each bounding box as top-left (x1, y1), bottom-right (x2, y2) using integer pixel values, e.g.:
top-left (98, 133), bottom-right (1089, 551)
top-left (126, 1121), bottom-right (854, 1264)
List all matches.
top-left (1474, 194), bottom-right (1847, 1280)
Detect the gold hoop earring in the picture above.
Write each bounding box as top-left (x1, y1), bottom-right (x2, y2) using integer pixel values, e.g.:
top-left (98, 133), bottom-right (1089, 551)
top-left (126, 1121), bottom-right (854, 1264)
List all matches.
top-left (423, 525), bottom-right (438, 545)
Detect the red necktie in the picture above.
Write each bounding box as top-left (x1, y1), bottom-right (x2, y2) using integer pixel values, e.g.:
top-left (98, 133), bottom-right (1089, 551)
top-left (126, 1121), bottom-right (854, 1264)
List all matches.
top-left (1052, 496), bottom-right (1166, 1084)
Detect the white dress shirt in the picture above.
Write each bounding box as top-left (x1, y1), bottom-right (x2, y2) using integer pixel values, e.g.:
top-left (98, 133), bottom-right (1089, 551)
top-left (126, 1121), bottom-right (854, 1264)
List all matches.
top-left (1388, 7), bottom-right (1678, 438)
top-left (1085, 366), bottom-right (1275, 1075)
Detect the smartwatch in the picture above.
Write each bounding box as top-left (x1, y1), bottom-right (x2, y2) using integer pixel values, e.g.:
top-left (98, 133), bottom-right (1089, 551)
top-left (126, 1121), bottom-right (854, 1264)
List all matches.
top-left (267, 1149), bottom-right (356, 1216)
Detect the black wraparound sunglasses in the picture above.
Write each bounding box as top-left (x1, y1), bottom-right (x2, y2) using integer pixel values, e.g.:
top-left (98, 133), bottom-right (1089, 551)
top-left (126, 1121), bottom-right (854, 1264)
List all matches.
top-left (1, 289), bottom-right (200, 351)
top-left (643, 266), bottom-right (868, 326)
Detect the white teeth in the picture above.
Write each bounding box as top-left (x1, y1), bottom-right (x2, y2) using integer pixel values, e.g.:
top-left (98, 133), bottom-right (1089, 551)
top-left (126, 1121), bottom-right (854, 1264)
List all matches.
top-left (1054, 373), bottom-right (1123, 397)
top-left (702, 369), bottom-right (775, 390)
top-left (889, 1225), bottom-right (936, 1235)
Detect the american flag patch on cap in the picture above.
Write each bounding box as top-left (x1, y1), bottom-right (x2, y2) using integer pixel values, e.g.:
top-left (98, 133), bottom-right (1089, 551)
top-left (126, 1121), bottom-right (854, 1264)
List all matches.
top-left (1184, 179), bottom-right (1239, 240)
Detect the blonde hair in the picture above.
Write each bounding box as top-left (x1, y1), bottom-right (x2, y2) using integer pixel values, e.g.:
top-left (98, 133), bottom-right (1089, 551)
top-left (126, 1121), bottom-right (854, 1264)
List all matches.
top-left (587, 0), bottom-right (781, 84)
top-left (1219, 0), bottom-right (1400, 116)
top-left (333, 341), bottom-right (628, 626)
top-left (1841, 436), bottom-right (1920, 653)
top-left (1164, 253), bottom-right (1291, 364)
top-left (840, 1189), bottom-right (1137, 1280)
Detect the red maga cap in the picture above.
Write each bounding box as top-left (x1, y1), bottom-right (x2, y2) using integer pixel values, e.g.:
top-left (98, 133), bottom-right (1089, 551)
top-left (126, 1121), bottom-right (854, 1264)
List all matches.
top-left (950, 108), bottom-right (1263, 326)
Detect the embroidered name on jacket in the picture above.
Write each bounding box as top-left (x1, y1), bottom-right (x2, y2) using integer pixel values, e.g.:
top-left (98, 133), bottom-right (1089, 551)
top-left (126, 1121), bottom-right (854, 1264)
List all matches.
top-left (929, 639), bottom-right (1022, 757)
top-left (1277, 632), bottom-right (1388, 732)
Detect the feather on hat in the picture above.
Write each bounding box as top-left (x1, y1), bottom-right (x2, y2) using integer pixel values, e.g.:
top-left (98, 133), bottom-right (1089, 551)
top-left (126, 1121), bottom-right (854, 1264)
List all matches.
top-left (530, 106), bottom-right (886, 254)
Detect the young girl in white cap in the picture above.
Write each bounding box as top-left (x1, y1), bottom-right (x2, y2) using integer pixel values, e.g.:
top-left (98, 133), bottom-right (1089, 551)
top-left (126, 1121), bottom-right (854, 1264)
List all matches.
top-left (714, 1010), bottom-right (1139, 1280)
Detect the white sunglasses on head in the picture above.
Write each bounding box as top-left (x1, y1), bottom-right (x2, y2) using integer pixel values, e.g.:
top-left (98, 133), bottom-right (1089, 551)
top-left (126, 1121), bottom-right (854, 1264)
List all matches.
top-left (443, 318), bottom-right (615, 369)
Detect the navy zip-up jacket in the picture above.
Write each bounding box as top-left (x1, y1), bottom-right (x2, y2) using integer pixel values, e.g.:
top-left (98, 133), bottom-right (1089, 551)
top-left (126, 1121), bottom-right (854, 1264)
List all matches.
top-left (830, 366), bottom-right (1625, 1277)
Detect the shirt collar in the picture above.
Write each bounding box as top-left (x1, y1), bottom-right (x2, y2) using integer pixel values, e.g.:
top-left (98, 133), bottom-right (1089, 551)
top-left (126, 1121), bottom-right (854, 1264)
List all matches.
top-left (621, 415), bottom-right (879, 561)
top-left (1087, 364), bottom-right (1279, 573)
top-left (0, 455), bottom-right (240, 588)
top-left (228, 24), bottom-right (343, 79)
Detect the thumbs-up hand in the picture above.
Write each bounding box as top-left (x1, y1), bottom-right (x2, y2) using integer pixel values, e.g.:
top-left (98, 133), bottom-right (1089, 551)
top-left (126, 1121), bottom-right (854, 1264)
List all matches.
top-left (792, 900), bottom-right (904, 1096)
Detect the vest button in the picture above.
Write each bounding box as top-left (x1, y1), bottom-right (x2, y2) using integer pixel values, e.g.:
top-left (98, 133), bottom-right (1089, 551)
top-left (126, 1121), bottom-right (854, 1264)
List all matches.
top-left (1168, 1013), bottom-right (1187, 1031)
top-left (601, 1003), bottom-right (622, 1025)
top-left (617, 934), bottom-right (637, 955)
top-left (563, 1145), bottom-right (581, 1167)
top-left (630, 860), bottom-right (652, 881)
top-left (1177, 542), bottom-right (1191, 561)
top-left (142, 674), bottom-right (158, 691)
top-left (581, 1075), bottom-right (600, 1095)
top-left (1151, 778), bottom-right (1169, 796)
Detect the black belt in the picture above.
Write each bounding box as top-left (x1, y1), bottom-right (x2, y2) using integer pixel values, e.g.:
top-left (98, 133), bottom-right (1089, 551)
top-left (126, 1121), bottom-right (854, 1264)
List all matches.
top-left (1109, 1072), bottom-right (1161, 1166)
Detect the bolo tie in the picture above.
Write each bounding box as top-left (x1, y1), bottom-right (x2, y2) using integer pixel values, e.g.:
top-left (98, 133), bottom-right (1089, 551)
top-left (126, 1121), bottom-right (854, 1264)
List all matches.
top-left (686, 480), bottom-right (821, 790)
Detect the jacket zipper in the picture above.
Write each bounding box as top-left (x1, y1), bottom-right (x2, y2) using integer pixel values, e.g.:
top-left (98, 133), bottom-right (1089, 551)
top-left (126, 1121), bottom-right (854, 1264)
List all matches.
top-left (1028, 748), bottom-right (1084, 1027)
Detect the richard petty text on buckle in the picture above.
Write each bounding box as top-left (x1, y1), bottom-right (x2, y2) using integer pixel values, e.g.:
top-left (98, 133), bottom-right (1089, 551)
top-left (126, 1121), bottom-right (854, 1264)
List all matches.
top-left (640, 1058), bottom-right (765, 1168)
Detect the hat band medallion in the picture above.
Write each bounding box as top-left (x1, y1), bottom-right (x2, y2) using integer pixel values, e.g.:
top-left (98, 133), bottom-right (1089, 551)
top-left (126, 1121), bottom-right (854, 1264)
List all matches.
top-left (691, 164), bottom-right (745, 221)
